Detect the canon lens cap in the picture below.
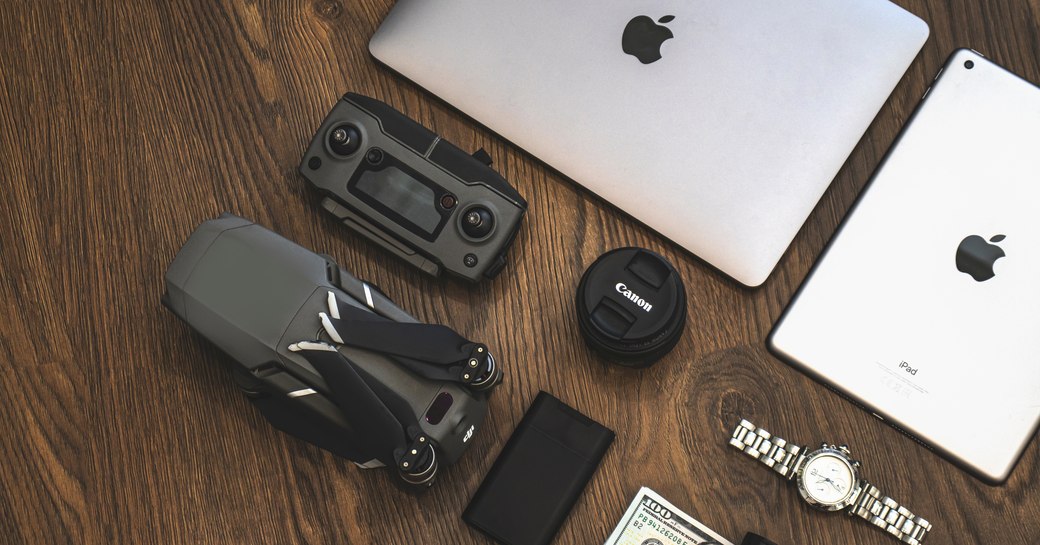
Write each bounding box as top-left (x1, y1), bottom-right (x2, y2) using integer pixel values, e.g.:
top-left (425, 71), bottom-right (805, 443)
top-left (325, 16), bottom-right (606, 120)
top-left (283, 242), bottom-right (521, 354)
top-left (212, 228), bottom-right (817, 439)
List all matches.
top-left (575, 247), bottom-right (687, 368)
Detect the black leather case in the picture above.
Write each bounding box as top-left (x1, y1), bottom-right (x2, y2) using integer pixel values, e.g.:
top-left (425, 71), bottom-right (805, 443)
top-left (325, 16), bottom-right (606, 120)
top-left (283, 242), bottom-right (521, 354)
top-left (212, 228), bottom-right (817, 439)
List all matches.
top-left (462, 391), bottom-right (614, 545)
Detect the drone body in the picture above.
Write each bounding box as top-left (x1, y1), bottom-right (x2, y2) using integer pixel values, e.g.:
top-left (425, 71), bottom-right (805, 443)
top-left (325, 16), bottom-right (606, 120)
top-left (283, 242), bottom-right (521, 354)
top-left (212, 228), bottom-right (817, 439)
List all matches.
top-left (163, 214), bottom-right (498, 485)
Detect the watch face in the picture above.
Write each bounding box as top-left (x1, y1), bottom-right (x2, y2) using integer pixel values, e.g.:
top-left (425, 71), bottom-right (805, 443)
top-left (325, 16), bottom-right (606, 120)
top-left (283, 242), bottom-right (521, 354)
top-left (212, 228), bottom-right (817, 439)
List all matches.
top-left (800, 452), bottom-right (856, 505)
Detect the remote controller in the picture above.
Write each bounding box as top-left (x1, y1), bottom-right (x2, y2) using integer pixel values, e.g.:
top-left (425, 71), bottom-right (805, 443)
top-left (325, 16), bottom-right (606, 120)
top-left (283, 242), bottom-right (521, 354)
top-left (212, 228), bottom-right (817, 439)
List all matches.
top-left (299, 93), bottom-right (527, 282)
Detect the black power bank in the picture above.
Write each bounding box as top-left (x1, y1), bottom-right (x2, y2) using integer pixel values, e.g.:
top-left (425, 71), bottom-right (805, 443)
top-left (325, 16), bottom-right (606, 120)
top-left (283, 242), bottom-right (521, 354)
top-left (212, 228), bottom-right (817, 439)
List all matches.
top-left (463, 391), bottom-right (615, 545)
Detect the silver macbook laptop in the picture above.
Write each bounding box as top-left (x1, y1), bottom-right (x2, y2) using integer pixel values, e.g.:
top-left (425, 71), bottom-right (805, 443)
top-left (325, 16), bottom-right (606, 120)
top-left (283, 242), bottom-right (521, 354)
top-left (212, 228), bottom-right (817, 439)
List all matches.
top-left (770, 50), bottom-right (1040, 484)
top-left (369, 0), bottom-right (928, 286)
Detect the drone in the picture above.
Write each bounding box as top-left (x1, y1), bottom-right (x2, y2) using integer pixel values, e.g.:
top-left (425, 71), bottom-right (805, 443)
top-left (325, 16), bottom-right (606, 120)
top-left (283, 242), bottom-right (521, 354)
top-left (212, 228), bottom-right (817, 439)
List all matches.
top-left (163, 214), bottom-right (502, 486)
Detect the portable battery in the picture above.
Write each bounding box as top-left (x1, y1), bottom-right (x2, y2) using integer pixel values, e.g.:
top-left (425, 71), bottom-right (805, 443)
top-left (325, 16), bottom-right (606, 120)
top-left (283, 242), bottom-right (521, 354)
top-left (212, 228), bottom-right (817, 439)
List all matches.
top-left (463, 391), bottom-right (614, 545)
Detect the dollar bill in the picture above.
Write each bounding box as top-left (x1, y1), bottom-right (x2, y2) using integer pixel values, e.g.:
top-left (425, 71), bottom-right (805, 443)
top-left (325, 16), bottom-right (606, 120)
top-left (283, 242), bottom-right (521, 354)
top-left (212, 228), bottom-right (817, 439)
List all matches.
top-left (604, 487), bottom-right (733, 545)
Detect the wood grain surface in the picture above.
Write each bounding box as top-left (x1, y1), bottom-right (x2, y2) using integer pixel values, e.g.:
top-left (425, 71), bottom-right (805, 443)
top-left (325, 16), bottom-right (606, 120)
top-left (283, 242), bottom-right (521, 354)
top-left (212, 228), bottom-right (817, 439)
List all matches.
top-left (1, 1), bottom-right (1039, 544)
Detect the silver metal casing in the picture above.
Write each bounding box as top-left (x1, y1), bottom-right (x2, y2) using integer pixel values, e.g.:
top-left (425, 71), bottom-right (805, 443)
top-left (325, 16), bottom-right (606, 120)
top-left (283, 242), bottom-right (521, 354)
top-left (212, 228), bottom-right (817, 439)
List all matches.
top-left (369, 0), bottom-right (928, 286)
top-left (771, 50), bottom-right (1040, 484)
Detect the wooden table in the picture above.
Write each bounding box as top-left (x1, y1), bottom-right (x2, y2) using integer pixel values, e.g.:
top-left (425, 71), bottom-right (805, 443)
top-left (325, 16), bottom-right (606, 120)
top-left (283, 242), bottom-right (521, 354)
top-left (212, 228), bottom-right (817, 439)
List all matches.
top-left (2, 1), bottom-right (1038, 543)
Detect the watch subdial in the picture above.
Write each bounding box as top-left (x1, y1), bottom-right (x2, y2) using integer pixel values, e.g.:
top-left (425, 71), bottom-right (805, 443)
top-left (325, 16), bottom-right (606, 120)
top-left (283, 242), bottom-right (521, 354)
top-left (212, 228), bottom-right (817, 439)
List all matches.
top-left (799, 451), bottom-right (857, 509)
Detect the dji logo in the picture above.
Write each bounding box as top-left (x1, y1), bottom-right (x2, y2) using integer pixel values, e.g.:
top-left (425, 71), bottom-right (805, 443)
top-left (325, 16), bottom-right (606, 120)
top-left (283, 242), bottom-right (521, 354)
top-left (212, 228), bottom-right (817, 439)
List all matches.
top-left (463, 425), bottom-right (475, 443)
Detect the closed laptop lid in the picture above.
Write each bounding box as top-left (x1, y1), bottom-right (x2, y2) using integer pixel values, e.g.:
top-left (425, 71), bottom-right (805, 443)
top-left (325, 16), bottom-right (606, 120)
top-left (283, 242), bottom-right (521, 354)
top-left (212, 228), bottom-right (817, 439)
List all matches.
top-left (771, 50), bottom-right (1040, 483)
top-left (369, 0), bottom-right (928, 286)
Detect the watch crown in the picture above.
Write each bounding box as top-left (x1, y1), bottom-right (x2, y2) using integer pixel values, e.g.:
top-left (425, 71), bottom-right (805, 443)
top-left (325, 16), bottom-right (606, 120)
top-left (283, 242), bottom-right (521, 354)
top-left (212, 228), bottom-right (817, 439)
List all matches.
top-left (839, 444), bottom-right (850, 453)
top-left (853, 460), bottom-right (862, 468)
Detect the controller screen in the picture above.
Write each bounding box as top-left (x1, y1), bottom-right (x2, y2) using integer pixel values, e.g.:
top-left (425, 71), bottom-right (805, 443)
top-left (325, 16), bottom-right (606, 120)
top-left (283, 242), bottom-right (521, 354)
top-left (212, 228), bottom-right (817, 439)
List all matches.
top-left (355, 166), bottom-right (440, 234)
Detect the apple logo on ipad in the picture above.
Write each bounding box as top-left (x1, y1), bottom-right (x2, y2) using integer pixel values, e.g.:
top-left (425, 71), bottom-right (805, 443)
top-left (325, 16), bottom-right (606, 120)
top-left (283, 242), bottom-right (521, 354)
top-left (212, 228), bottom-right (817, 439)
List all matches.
top-left (956, 234), bottom-right (1006, 282)
top-left (622, 15), bottom-right (675, 64)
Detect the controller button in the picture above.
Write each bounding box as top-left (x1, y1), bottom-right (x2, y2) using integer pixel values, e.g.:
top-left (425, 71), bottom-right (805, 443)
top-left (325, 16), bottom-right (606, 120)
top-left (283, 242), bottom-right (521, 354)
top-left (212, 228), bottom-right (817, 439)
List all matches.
top-left (307, 157), bottom-right (322, 170)
top-left (439, 194), bottom-right (457, 210)
top-left (464, 254), bottom-right (478, 268)
top-left (365, 148), bottom-right (384, 164)
top-left (471, 147), bottom-right (493, 166)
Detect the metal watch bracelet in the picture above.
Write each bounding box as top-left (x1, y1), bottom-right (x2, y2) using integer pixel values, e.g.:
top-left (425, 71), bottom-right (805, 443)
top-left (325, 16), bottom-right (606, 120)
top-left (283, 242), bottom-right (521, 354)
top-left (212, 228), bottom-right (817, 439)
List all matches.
top-left (849, 482), bottom-right (932, 545)
top-left (729, 420), bottom-right (932, 545)
top-left (728, 418), bottom-right (804, 480)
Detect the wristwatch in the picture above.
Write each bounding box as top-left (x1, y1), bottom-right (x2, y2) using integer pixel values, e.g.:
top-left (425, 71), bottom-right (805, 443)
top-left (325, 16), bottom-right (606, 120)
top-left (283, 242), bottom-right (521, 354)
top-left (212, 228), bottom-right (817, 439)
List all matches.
top-left (729, 419), bottom-right (932, 545)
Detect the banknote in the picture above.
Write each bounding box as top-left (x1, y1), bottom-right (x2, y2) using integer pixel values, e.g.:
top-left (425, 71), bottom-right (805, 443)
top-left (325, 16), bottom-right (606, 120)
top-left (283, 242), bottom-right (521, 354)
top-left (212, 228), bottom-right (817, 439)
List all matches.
top-left (604, 487), bottom-right (733, 545)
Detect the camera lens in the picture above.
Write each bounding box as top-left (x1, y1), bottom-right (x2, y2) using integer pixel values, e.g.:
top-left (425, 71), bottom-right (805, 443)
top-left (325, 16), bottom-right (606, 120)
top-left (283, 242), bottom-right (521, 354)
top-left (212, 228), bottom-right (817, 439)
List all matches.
top-left (575, 248), bottom-right (687, 368)
top-left (460, 206), bottom-right (495, 239)
top-left (468, 352), bottom-right (502, 392)
top-left (327, 124), bottom-right (361, 156)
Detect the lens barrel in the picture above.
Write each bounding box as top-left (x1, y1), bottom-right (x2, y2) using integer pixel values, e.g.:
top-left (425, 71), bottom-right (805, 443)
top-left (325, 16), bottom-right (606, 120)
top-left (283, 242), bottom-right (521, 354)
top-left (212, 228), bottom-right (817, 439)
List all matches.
top-left (575, 247), bottom-right (687, 368)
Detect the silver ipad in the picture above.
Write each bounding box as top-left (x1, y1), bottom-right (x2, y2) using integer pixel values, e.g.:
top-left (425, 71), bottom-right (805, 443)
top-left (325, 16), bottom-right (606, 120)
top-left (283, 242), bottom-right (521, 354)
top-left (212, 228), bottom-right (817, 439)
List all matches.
top-left (369, 1), bottom-right (929, 286)
top-left (771, 50), bottom-right (1040, 484)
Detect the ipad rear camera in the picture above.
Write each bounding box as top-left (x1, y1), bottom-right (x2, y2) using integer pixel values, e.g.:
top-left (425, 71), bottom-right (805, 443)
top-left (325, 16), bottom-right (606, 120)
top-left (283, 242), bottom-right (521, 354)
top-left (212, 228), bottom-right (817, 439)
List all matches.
top-left (964, 60), bottom-right (975, 70)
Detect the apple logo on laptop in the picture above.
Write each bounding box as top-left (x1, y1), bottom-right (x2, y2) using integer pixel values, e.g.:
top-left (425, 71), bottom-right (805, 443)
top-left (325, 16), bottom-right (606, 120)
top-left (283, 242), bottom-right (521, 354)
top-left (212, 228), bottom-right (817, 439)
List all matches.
top-left (622, 15), bottom-right (675, 64)
top-left (956, 234), bottom-right (1006, 282)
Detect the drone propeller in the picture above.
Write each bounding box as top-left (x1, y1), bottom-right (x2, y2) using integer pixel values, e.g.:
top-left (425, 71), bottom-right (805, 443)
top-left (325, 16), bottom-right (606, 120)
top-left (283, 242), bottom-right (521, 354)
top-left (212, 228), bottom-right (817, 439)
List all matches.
top-left (319, 292), bottom-right (502, 391)
top-left (288, 341), bottom-right (437, 484)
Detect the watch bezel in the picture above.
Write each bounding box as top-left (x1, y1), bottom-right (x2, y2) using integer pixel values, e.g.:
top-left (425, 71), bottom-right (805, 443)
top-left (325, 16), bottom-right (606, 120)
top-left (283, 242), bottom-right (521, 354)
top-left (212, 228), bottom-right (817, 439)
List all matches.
top-left (796, 446), bottom-right (861, 512)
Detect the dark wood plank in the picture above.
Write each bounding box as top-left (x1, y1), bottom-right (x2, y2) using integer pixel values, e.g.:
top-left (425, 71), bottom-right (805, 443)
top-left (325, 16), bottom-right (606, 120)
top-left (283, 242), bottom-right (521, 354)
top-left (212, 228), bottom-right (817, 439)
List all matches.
top-left (1, 1), bottom-right (1038, 543)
